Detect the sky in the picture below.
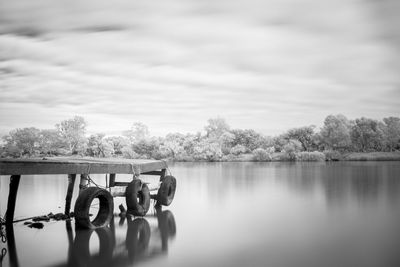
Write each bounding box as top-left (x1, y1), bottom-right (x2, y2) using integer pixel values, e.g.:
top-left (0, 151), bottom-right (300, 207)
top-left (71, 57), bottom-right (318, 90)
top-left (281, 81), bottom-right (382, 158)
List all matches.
top-left (0, 0), bottom-right (399, 137)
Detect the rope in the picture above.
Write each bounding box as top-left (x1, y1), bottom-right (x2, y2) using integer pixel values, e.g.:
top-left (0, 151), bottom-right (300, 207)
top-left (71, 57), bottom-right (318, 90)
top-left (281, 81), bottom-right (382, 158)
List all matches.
top-left (162, 160), bottom-right (173, 176)
top-left (86, 175), bottom-right (106, 189)
top-left (0, 216), bottom-right (6, 243)
top-left (83, 163), bottom-right (106, 189)
top-left (131, 163), bottom-right (139, 179)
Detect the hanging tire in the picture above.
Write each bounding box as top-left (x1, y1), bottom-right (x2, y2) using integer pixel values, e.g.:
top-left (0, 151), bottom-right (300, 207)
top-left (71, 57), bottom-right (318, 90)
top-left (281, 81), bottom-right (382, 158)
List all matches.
top-left (156, 176), bottom-right (176, 206)
top-left (126, 180), bottom-right (151, 216)
top-left (74, 187), bottom-right (114, 229)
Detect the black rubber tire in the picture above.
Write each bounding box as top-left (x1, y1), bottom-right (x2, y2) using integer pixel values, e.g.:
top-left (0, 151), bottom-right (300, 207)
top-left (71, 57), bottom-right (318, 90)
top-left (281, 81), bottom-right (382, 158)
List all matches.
top-left (74, 187), bottom-right (114, 229)
top-left (126, 180), bottom-right (151, 216)
top-left (156, 176), bottom-right (176, 206)
top-left (126, 218), bottom-right (151, 262)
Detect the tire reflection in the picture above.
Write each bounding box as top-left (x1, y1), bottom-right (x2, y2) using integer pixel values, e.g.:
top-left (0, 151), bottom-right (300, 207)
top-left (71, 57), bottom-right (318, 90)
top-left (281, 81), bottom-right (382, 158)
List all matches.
top-left (66, 207), bottom-right (176, 267)
top-left (5, 208), bottom-right (176, 267)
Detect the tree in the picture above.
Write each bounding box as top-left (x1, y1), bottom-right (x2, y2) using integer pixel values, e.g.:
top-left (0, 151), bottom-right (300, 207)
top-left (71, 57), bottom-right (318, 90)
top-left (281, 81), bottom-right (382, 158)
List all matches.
top-left (282, 139), bottom-right (303, 160)
top-left (162, 133), bottom-right (186, 159)
top-left (87, 133), bottom-right (114, 157)
top-left (57, 116), bottom-right (87, 155)
top-left (283, 126), bottom-right (316, 151)
top-left (205, 117), bottom-right (230, 139)
top-left (132, 138), bottom-right (160, 158)
top-left (193, 139), bottom-right (223, 161)
top-left (320, 114), bottom-right (352, 150)
top-left (351, 117), bottom-right (384, 152)
top-left (123, 122), bottom-right (149, 143)
top-left (3, 127), bottom-right (40, 156)
top-left (231, 129), bottom-right (268, 152)
top-left (382, 117), bottom-right (400, 151)
top-left (105, 136), bottom-right (130, 155)
top-left (38, 129), bottom-right (64, 155)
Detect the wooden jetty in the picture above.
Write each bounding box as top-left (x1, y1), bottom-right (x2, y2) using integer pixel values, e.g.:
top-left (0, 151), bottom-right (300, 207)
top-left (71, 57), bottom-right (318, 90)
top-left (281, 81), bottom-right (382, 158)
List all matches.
top-left (0, 157), bottom-right (176, 228)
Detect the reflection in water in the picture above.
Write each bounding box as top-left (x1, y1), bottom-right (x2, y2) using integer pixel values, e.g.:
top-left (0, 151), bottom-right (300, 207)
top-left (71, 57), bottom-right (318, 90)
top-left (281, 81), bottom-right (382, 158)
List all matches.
top-left (2, 162), bottom-right (400, 267)
top-left (67, 208), bottom-right (176, 267)
top-left (4, 208), bottom-right (176, 267)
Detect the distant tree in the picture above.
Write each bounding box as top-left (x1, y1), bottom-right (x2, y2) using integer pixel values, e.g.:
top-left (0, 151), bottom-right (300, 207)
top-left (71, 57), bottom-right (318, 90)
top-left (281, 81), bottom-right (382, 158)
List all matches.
top-left (182, 132), bottom-right (201, 155)
top-left (231, 129), bottom-right (268, 152)
top-left (105, 136), bottom-right (130, 155)
top-left (283, 139), bottom-right (303, 160)
top-left (382, 117), bottom-right (400, 151)
top-left (219, 132), bottom-right (235, 155)
top-left (272, 135), bottom-right (288, 152)
top-left (57, 116), bottom-right (87, 155)
top-left (284, 126), bottom-right (316, 151)
top-left (87, 133), bottom-right (114, 157)
top-left (132, 138), bottom-right (160, 158)
top-left (205, 117), bottom-right (230, 139)
top-left (230, 144), bottom-right (247, 155)
top-left (351, 117), bottom-right (384, 152)
top-left (123, 122), bottom-right (149, 143)
top-left (121, 146), bottom-right (139, 159)
top-left (193, 139), bottom-right (223, 161)
top-left (320, 114), bottom-right (352, 150)
top-left (252, 148), bottom-right (272, 161)
top-left (162, 133), bottom-right (186, 159)
top-left (3, 127), bottom-right (41, 157)
top-left (38, 129), bottom-right (64, 155)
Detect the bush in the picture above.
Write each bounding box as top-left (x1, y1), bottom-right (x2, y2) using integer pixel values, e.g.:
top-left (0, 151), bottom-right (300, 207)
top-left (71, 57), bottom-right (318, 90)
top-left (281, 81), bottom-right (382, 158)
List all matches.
top-left (282, 139), bottom-right (302, 161)
top-left (297, 151), bottom-right (326, 161)
top-left (252, 148), bottom-right (272, 161)
top-left (230, 144), bottom-right (247, 155)
top-left (323, 150), bottom-right (342, 161)
top-left (121, 147), bottom-right (139, 159)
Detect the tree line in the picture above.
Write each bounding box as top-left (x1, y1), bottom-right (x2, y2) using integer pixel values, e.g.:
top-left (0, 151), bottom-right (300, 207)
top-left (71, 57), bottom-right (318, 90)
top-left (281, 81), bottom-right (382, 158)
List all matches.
top-left (1, 114), bottom-right (399, 161)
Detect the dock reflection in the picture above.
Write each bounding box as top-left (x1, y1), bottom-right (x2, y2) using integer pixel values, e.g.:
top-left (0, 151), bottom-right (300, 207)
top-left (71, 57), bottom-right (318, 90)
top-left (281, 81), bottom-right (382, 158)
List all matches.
top-left (66, 208), bottom-right (176, 267)
top-left (5, 207), bottom-right (176, 267)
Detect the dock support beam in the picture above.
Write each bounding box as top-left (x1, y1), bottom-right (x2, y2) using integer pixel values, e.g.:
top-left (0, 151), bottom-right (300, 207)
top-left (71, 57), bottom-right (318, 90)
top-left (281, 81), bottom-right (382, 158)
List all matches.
top-left (6, 175), bottom-right (21, 225)
top-left (64, 174), bottom-right (76, 216)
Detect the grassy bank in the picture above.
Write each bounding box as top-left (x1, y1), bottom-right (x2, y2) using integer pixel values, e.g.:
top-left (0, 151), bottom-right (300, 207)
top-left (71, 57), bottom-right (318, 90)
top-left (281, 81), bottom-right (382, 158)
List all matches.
top-left (342, 152), bottom-right (400, 161)
top-left (174, 151), bottom-right (400, 162)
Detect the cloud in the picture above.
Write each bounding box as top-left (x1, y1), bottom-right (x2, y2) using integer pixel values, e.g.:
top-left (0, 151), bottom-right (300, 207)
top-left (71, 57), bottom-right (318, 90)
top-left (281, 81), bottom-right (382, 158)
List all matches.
top-left (0, 0), bottom-right (399, 136)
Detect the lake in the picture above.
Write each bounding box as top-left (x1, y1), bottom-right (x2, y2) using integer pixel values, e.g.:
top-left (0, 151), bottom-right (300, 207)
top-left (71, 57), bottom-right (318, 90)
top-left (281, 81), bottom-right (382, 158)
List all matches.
top-left (1, 162), bottom-right (400, 267)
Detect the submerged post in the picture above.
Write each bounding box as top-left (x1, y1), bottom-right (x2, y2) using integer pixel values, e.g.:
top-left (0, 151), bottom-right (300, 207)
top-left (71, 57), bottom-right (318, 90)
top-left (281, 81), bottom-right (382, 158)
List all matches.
top-left (64, 174), bottom-right (76, 215)
top-left (6, 175), bottom-right (21, 225)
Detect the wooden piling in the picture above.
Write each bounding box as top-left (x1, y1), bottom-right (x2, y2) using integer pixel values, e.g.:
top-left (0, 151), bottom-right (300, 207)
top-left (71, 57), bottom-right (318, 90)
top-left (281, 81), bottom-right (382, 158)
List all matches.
top-left (64, 174), bottom-right (76, 216)
top-left (6, 175), bottom-right (21, 225)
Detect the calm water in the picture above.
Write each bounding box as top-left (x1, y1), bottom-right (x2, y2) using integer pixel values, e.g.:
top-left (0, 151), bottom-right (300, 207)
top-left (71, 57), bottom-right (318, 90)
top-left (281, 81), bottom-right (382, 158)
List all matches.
top-left (1, 162), bottom-right (400, 267)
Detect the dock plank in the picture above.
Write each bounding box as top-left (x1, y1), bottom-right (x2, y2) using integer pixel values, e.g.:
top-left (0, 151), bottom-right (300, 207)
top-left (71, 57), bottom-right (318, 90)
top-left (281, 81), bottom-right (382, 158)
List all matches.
top-left (0, 157), bottom-right (167, 175)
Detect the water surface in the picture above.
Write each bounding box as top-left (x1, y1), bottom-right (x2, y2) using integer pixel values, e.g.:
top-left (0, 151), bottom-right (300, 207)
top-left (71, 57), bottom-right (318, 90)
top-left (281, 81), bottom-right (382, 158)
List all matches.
top-left (1, 162), bottom-right (400, 267)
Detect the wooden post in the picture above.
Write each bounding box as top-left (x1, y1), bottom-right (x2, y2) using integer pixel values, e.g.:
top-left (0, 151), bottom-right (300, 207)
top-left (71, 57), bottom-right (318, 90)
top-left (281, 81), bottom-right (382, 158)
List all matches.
top-left (109, 173), bottom-right (116, 187)
top-left (79, 174), bottom-right (89, 193)
top-left (6, 224), bottom-right (19, 267)
top-left (6, 175), bottom-right (21, 225)
top-left (64, 174), bottom-right (76, 215)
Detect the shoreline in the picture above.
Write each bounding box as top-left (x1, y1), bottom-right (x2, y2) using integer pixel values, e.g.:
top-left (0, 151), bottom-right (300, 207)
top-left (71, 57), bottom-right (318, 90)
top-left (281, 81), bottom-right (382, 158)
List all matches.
top-left (2, 152), bottom-right (400, 162)
top-left (169, 151), bottom-right (400, 162)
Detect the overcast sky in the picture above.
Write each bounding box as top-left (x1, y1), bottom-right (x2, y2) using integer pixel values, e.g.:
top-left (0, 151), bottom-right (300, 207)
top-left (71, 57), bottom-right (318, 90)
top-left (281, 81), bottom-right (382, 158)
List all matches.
top-left (0, 0), bottom-right (399, 137)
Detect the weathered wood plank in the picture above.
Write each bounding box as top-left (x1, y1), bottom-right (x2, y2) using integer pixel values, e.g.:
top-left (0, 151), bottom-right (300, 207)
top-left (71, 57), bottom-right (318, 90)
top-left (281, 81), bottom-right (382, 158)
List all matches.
top-left (0, 158), bottom-right (167, 175)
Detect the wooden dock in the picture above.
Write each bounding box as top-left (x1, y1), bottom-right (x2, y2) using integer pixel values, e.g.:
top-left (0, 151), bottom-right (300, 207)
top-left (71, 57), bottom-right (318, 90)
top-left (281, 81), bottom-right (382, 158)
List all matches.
top-left (0, 157), bottom-right (170, 226)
